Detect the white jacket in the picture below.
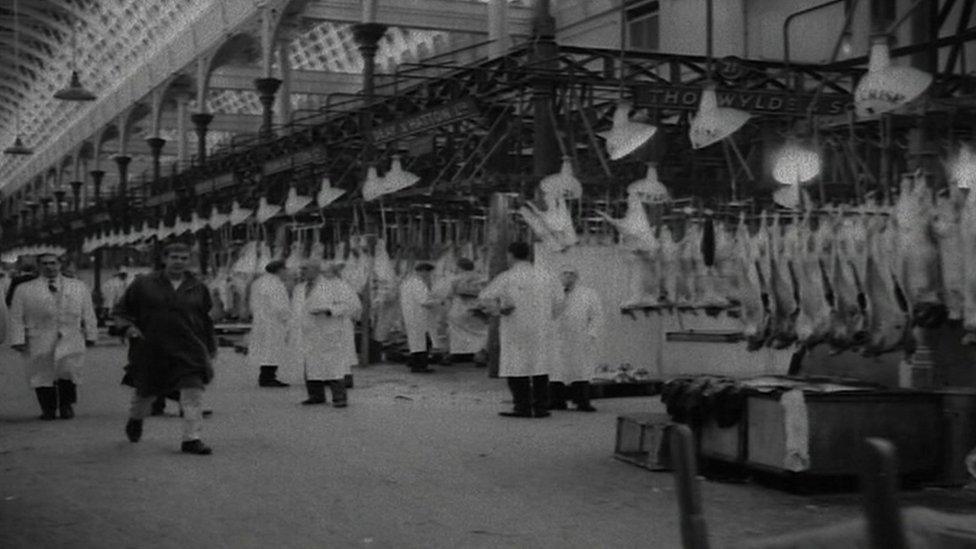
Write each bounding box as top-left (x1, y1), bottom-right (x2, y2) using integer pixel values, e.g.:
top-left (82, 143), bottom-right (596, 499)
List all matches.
top-left (399, 275), bottom-right (434, 353)
top-left (432, 273), bottom-right (488, 354)
top-left (288, 276), bottom-right (362, 380)
top-left (8, 276), bottom-right (98, 388)
top-left (479, 262), bottom-right (564, 377)
top-left (246, 273), bottom-right (292, 369)
top-left (552, 285), bottom-right (605, 383)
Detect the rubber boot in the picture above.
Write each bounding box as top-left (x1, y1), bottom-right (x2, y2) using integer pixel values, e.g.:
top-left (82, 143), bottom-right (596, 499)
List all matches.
top-left (35, 387), bottom-right (57, 420)
top-left (531, 375), bottom-right (551, 418)
top-left (302, 380), bottom-right (327, 405)
top-left (56, 379), bottom-right (76, 419)
top-left (330, 380), bottom-right (348, 408)
top-left (548, 382), bottom-right (568, 410)
top-left (571, 381), bottom-right (597, 412)
top-left (259, 366), bottom-right (289, 387)
top-left (500, 377), bottom-right (532, 417)
top-left (151, 396), bottom-right (166, 416)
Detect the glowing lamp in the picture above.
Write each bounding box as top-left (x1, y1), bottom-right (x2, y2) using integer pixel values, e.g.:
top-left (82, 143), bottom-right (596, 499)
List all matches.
top-left (361, 166), bottom-right (386, 202)
top-left (229, 201), bottom-right (253, 226)
top-left (317, 177), bottom-right (345, 208)
top-left (689, 85), bottom-right (751, 149)
top-left (854, 36), bottom-right (932, 119)
top-left (256, 196), bottom-right (281, 223)
top-left (380, 155), bottom-right (421, 198)
top-left (627, 164), bottom-right (671, 204)
top-left (539, 156), bottom-right (583, 200)
top-left (598, 102), bottom-right (657, 160)
top-left (946, 144), bottom-right (976, 190)
top-left (284, 186), bottom-right (313, 216)
top-left (771, 142), bottom-right (821, 185)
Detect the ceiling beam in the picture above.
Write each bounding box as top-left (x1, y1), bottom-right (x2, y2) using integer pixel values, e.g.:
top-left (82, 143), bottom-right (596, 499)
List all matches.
top-left (157, 112), bottom-right (262, 134)
top-left (300, 0), bottom-right (532, 35)
top-left (209, 65), bottom-right (363, 95)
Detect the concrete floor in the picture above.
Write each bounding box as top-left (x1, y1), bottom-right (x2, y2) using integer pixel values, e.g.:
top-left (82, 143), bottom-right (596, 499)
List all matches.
top-left (2, 341), bottom-right (975, 549)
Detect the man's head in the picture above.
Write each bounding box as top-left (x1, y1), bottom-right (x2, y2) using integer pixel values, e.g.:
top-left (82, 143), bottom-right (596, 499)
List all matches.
top-left (559, 265), bottom-right (579, 290)
top-left (507, 242), bottom-right (531, 264)
top-left (415, 262), bottom-right (435, 282)
top-left (300, 258), bottom-right (322, 281)
top-left (37, 253), bottom-right (61, 279)
top-left (161, 243), bottom-right (192, 278)
top-left (456, 258), bottom-right (475, 272)
top-left (265, 260), bottom-right (287, 279)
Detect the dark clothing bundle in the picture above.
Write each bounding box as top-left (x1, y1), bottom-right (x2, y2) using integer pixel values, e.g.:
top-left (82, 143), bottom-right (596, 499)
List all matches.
top-left (660, 376), bottom-right (746, 428)
top-left (5, 273), bottom-right (38, 306)
top-left (114, 272), bottom-right (217, 398)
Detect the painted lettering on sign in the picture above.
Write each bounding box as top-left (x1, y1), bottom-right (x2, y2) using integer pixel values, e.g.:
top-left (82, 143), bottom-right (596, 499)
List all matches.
top-left (371, 98), bottom-right (480, 143)
top-left (634, 85), bottom-right (850, 116)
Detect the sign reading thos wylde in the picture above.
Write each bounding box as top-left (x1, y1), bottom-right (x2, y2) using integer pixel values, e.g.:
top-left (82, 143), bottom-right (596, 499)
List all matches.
top-left (634, 85), bottom-right (851, 116)
top-left (371, 98), bottom-right (480, 143)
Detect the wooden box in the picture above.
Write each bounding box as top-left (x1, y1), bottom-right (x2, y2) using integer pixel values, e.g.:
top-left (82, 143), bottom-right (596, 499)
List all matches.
top-left (613, 413), bottom-right (672, 471)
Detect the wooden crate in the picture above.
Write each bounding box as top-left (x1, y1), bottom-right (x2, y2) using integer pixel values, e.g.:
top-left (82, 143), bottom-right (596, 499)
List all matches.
top-left (613, 413), bottom-right (672, 471)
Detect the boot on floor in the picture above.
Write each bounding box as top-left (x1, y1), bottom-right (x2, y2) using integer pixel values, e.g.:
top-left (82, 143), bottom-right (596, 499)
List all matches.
top-left (329, 380), bottom-right (348, 408)
top-left (181, 439), bottom-right (212, 455)
top-left (548, 382), bottom-right (568, 410)
top-left (571, 381), bottom-right (597, 412)
top-left (56, 379), bottom-right (77, 419)
top-left (35, 387), bottom-right (58, 420)
top-left (125, 419), bottom-right (143, 442)
top-left (259, 366), bottom-right (289, 387)
top-left (302, 380), bottom-right (327, 405)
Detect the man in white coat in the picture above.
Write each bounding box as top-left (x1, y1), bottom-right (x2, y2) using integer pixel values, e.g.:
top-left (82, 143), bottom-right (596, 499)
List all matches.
top-left (9, 252), bottom-right (98, 420)
top-left (400, 262), bottom-right (437, 373)
top-left (479, 242), bottom-right (564, 418)
top-left (248, 260), bottom-right (292, 387)
top-left (291, 260), bottom-right (361, 406)
top-left (431, 258), bottom-right (488, 366)
top-left (549, 266), bottom-right (605, 412)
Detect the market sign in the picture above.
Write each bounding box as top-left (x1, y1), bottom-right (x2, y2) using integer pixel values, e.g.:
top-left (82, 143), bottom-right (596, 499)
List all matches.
top-left (633, 85), bottom-right (851, 116)
top-left (264, 148), bottom-right (325, 175)
top-left (371, 98), bottom-right (480, 143)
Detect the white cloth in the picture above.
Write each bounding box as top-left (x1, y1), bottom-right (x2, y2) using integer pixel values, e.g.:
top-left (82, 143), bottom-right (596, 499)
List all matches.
top-left (101, 277), bottom-right (127, 310)
top-left (552, 285), bottom-right (606, 383)
top-left (479, 262), bottom-right (564, 377)
top-left (246, 273), bottom-right (292, 369)
top-left (288, 276), bottom-right (362, 381)
top-left (8, 276), bottom-right (98, 388)
top-left (432, 273), bottom-right (488, 354)
top-left (399, 275), bottom-right (435, 354)
top-left (0, 291), bottom-right (7, 345)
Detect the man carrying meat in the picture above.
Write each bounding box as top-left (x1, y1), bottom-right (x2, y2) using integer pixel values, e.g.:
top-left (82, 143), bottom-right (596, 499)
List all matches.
top-left (479, 242), bottom-right (564, 418)
top-left (8, 252), bottom-right (98, 420)
top-left (115, 243), bottom-right (218, 455)
top-left (431, 258), bottom-right (489, 367)
top-left (549, 265), bottom-right (604, 412)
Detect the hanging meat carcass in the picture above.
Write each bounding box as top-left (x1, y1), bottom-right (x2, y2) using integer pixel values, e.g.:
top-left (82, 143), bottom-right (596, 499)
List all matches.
top-left (765, 213), bottom-right (799, 349)
top-left (861, 217), bottom-right (911, 356)
top-left (894, 175), bottom-right (945, 329)
top-left (520, 194), bottom-right (579, 252)
top-left (599, 192), bottom-right (657, 251)
top-left (961, 185), bottom-right (976, 344)
top-left (932, 190), bottom-right (965, 322)
top-left (694, 217), bottom-right (732, 313)
top-left (825, 214), bottom-right (869, 352)
top-left (621, 229), bottom-right (664, 310)
top-left (734, 214), bottom-right (769, 351)
top-left (658, 225), bottom-right (680, 307)
top-left (792, 213), bottom-right (833, 348)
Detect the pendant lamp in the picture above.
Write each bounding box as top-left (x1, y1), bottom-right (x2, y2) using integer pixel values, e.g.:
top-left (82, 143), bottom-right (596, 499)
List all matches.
top-left (207, 206), bottom-right (229, 230)
top-left (771, 140), bottom-right (821, 186)
top-left (381, 155), bottom-right (420, 196)
top-left (4, 0), bottom-right (33, 155)
top-left (361, 166), bottom-right (386, 202)
top-left (53, 15), bottom-right (96, 102)
top-left (190, 211), bottom-right (206, 233)
top-left (539, 156), bottom-right (583, 200)
top-left (317, 177), bottom-right (345, 208)
top-left (256, 196), bottom-right (281, 223)
top-left (946, 143), bottom-right (976, 190)
top-left (854, 35), bottom-right (932, 118)
top-left (284, 186), bottom-right (313, 216)
top-left (689, 84), bottom-right (751, 149)
top-left (627, 164), bottom-right (671, 204)
top-left (598, 102), bottom-right (657, 160)
top-left (229, 201), bottom-right (253, 226)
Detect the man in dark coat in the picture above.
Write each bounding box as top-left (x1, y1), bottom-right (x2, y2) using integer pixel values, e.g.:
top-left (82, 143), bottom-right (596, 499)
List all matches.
top-left (114, 243), bottom-right (217, 455)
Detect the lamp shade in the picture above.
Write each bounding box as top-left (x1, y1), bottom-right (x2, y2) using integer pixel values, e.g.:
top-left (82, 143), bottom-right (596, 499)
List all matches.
top-left (539, 157), bottom-right (583, 200)
top-left (772, 184), bottom-right (804, 209)
top-left (53, 71), bottom-right (96, 101)
top-left (190, 211), bottom-right (206, 233)
top-left (598, 102), bottom-right (658, 160)
top-left (317, 177), bottom-right (345, 208)
top-left (946, 143), bottom-right (976, 189)
top-left (381, 156), bottom-right (420, 196)
top-left (771, 142), bottom-right (821, 185)
top-left (689, 85), bottom-right (751, 149)
top-left (285, 186), bottom-right (313, 216)
top-left (256, 196), bottom-right (281, 223)
top-left (627, 164), bottom-right (671, 204)
top-left (4, 136), bottom-right (33, 155)
top-left (854, 37), bottom-right (932, 118)
top-left (229, 200), bottom-right (253, 226)
top-left (361, 166), bottom-right (386, 202)
top-left (207, 206), bottom-right (229, 230)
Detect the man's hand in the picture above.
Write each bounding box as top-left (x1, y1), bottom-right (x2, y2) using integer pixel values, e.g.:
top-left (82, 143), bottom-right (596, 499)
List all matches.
top-left (11, 344), bottom-right (27, 354)
top-left (126, 326), bottom-right (144, 339)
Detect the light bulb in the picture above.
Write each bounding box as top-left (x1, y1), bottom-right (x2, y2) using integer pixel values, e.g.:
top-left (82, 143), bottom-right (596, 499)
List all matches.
top-left (840, 32), bottom-right (853, 58)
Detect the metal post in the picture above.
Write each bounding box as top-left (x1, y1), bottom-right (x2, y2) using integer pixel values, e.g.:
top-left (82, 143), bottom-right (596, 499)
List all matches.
top-left (146, 137), bottom-right (166, 188)
top-left (190, 113), bottom-right (214, 163)
top-left (255, 77), bottom-right (283, 139)
top-left (531, 0), bottom-right (560, 180)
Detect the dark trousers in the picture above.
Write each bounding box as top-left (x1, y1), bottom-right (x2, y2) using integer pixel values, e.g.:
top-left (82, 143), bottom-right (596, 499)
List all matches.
top-left (408, 351), bottom-right (430, 372)
top-left (305, 379), bottom-right (348, 404)
top-left (549, 381), bottom-right (593, 409)
top-left (506, 375), bottom-right (550, 414)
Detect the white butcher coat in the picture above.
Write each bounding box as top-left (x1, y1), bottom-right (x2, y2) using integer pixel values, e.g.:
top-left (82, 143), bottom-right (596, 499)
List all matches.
top-left (432, 273), bottom-right (488, 354)
top-left (246, 273), bottom-right (292, 369)
top-left (400, 275), bottom-right (435, 353)
top-left (8, 276), bottom-right (98, 388)
top-left (289, 276), bottom-right (362, 381)
top-left (552, 285), bottom-right (606, 383)
top-left (479, 261), bottom-right (564, 377)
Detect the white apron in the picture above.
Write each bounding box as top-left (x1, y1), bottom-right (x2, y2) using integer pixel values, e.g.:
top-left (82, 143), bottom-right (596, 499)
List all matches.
top-left (433, 273), bottom-right (489, 354)
top-left (479, 262), bottom-right (564, 377)
top-left (399, 276), bottom-right (434, 353)
top-left (552, 285), bottom-right (606, 383)
top-left (8, 277), bottom-right (98, 388)
top-left (246, 273), bottom-right (292, 369)
top-left (288, 276), bottom-right (362, 381)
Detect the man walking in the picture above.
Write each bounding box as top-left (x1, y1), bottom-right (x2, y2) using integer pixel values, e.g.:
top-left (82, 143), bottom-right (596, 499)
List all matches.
top-left (114, 243), bottom-right (217, 455)
top-left (290, 260), bottom-right (361, 406)
top-left (479, 242), bottom-right (564, 418)
top-left (399, 262), bottom-right (437, 373)
top-left (248, 260), bottom-right (292, 387)
top-left (549, 266), bottom-right (604, 412)
top-left (8, 252), bottom-right (98, 420)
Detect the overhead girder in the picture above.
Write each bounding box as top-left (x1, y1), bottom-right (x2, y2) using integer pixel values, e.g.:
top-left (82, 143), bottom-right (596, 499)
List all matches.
top-left (16, 5), bottom-right (74, 41)
top-left (299, 0), bottom-right (532, 35)
top-left (209, 65), bottom-right (362, 95)
top-left (0, 18), bottom-right (66, 56)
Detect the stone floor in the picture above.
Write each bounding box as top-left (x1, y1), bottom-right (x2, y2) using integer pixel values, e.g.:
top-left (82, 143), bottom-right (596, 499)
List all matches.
top-left (1, 341), bottom-right (975, 549)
